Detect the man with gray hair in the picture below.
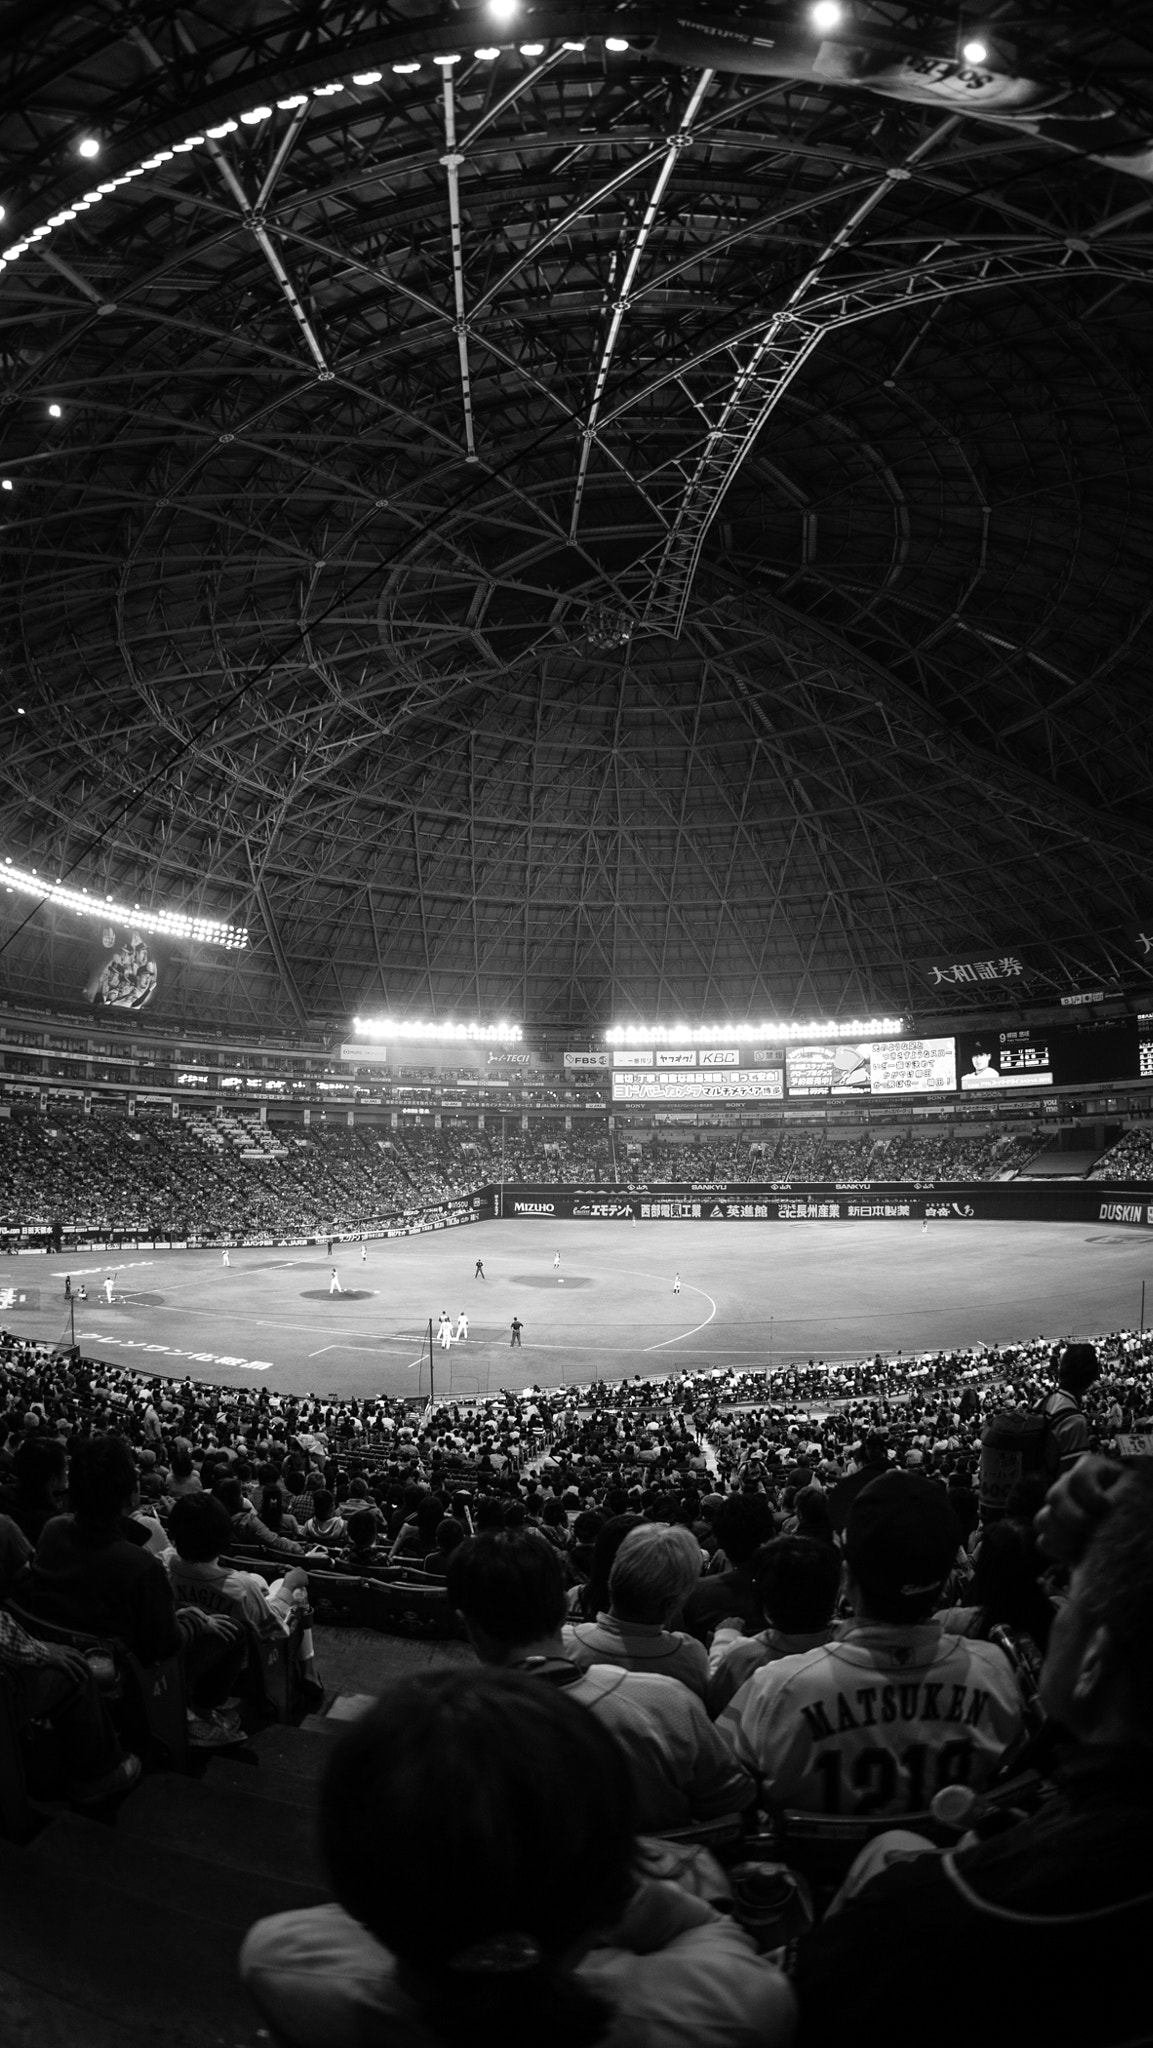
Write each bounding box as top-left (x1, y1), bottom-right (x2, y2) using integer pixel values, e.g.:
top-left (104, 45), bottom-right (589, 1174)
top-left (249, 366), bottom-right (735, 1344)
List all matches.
top-left (563, 1523), bottom-right (709, 1698)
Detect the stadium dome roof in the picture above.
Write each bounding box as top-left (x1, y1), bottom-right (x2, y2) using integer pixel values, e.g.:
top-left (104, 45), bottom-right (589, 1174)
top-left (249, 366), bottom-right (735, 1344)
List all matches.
top-left (2, 3), bottom-right (1152, 1035)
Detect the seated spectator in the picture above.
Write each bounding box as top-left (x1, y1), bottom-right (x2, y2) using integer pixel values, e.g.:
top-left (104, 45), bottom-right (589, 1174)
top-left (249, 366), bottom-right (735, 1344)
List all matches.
top-left (29, 1436), bottom-right (248, 1749)
top-left (0, 1437), bottom-right (68, 1544)
top-left (783, 1486), bottom-right (839, 1553)
top-left (826, 1432), bottom-right (890, 1535)
top-left (718, 1473), bottom-right (1025, 1815)
top-left (938, 1516), bottom-right (1055, 1652)
top-left (301, 1490), bottom-right (346, 1550)
top-left (538, 1497), bottom-right (572, 1553)
top-left (0, 1607), bottom-right (141, 1803)
top-left (446, 1530), bottom-right (754, 1834)
top-left (422, 1517), bottom-right (468, 1579)
top-left (257, 1485), bottom-right (307, 1547)
top-left (564, 1525), bottom-right (710, 1700)
top-left (569, 1508), bottom-right (606, 1588)
top-left (341, 1508), bottom-right (390, 1570)
top-left (388, 1493), bottom-right (447, 1566)
top-left (336, 1477), bottom-right (379, 1524)
top-left (240, 1667), bottom-right (793, 2048)
top-left (164, 1445), bottom-right (202, 1500)
top-left (216, 1477), bottom-right (306, 1557)
top-left (567, 1514), bottom-right (643, 1621)
top-left (707, 1536), bottom-right (842, 1717)
top-left (0, 1511), bottom-right (33, 1596)
top-left (167, 1493), bottom-right (321, 1698)
top-left (789, 1460), bottom-right (1153, 2048)
top-left (682, 1495), bottom-right (777, 1644)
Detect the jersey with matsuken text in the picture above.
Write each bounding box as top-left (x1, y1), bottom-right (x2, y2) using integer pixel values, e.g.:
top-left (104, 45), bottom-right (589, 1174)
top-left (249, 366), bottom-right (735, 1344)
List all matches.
top-left (717, 1622), bottom-right (1023, 1817)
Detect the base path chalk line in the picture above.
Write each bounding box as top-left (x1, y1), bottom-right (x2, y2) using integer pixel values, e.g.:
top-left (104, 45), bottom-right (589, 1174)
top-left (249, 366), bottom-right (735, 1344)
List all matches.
top-left (643, 1284), bottom-right (718, 1351)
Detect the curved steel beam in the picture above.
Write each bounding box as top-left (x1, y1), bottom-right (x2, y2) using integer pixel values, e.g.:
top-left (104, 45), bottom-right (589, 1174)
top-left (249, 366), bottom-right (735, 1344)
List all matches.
top-left (640, 241), bottom-right (1151, 636)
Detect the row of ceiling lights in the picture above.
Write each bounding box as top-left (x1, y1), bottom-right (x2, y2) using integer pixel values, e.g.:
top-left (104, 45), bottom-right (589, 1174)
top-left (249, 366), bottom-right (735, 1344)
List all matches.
top-left (0, 5), bottom-right (998, 230)
top-left (0, 1), bottom-right (995, 465)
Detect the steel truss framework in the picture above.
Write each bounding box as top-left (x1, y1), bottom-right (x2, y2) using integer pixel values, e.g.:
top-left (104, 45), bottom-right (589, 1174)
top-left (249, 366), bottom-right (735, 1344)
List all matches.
top-left (0, 4), bottom-right (1151, 1034)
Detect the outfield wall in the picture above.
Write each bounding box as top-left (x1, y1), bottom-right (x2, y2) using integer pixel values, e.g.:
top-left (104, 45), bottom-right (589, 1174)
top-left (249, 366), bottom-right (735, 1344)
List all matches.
top-left (496, 1182), bottom-right (1153, 1227)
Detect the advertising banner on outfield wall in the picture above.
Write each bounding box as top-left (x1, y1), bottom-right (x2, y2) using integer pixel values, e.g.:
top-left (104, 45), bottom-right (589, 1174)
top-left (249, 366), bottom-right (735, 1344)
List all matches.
top-left (499, 1185), bottom-right (1153, 1227)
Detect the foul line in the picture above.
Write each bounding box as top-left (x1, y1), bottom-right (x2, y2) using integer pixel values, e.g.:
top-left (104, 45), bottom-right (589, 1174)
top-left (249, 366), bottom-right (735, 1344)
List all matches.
top-left (644, 1284), bottom-right (717, 1351)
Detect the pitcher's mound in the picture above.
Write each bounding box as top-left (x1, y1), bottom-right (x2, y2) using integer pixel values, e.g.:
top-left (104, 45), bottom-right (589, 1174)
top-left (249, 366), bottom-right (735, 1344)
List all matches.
top-left (299, 1288), bottom-right (375, 1302)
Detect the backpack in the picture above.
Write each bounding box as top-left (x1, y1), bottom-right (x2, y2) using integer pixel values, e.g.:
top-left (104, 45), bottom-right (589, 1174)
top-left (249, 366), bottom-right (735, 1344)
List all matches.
top-left (978, 1391), bottom-right (1079, 1523)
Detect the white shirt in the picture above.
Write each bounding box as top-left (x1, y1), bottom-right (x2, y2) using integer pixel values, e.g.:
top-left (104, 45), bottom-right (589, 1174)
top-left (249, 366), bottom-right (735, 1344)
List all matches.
top-left (718, 1620), bottom-right (1023, 1816)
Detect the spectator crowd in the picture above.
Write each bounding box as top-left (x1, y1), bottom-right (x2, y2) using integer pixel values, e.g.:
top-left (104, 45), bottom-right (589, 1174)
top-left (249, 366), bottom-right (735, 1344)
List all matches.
top-left (5, 1107), bottom-right (1152, 1251)
top-left (0, 1307), bottom-right (1149, 2045)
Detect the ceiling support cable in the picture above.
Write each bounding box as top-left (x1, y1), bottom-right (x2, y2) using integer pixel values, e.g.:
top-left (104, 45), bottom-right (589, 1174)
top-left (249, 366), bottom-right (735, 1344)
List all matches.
top-left (440, 64), bottom-right (477, 462)
top-left (161, 17), bottom-right (330, 375)
top-left (568, 69), bottom-right (714, 542)
top-left (249, 865), bottom-right (310, 1032)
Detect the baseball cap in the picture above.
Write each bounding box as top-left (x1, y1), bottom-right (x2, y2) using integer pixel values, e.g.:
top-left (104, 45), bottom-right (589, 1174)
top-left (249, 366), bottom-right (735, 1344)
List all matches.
top-left (845, 1473), bottom-right (961, 1617)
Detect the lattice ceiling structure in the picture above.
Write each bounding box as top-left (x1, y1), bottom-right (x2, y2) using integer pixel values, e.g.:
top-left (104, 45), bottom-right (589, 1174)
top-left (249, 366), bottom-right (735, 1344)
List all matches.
top-left (1, 2), bottom-right (1152, 1036)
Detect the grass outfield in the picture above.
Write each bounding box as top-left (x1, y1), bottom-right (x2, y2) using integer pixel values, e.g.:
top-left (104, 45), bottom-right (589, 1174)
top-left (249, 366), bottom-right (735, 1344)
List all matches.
top-left (6, 1215), bottom-right (1151, 1404)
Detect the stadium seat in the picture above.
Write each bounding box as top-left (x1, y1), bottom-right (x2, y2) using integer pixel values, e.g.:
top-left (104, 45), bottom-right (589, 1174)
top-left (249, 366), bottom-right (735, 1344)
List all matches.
top-left (300, 1572), bottom-right (375, 1630)
top-left (4, 1601), bottom-right (188, 1772)
top-left (169, 1576), bottom-right (306, 1723)
top-left (368, 1578), bottom-right (467, 1640)
top-left (0, 1668), bottom-right (40, 1842)
top-left (770, 1805), bottom-right (949, 1890)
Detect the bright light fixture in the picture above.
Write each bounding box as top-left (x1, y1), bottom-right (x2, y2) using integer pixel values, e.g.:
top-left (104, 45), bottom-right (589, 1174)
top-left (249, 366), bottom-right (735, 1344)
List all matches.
top-left (1, 479), bottom-right (12, 491)
top-left (78, 137), bottom-right (101, 158)
top-left (48, 403), bottom-right (63, 418)
top-left (604, 37), bottom-right (629, 52)
top-left (810, 1), bottom-right (842, 27)
top-left (393, 61), bottom-right (421, 74)
top-left (240, 106), bottom-right (273, 123)
top-left (519, 43), bottom-right (545, 56)
top-left (962, 37), bottom-right (988, 63)
top-left (352, 71), bottom-right (383, 84)
top-left (0, 862), bottom-right (248, 949)
top-left (353, 1018), bottom-right (524, 1043)
top-left (475, 47), bottom-right (502, 59)
top-left (488, 0), bottom-right (519, 20)
top-left (605, 1019), bottom-right (904, 1045)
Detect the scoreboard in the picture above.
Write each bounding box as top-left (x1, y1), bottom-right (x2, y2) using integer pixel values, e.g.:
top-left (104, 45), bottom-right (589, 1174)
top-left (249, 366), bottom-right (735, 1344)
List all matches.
top-left (611, 1020), bottom-right (1148, 1104)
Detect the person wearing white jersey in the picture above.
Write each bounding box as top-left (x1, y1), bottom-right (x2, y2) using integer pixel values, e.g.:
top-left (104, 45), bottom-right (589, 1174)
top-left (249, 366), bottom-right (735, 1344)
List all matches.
top-left (454, 1312), bottom-right (468, 1341)
top-left (717, 1473), bottom-right (1024, 1816)
top-left (104, 1273), bottom-right (115, 1305)
top-left (329, 1267), bottom-right (342, 1296)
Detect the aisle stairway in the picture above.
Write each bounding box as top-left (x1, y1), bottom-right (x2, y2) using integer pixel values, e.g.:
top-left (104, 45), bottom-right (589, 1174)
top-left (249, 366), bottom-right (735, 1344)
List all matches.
top-left (0, 1710), bottom-right (349, 2048)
